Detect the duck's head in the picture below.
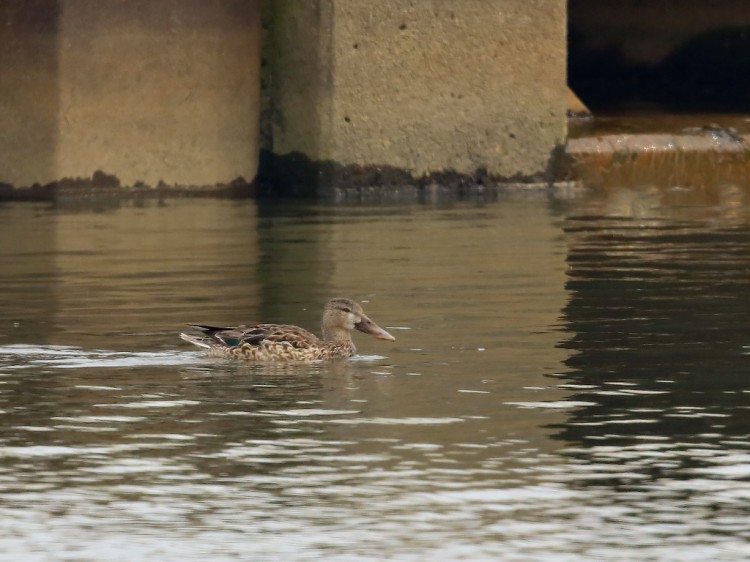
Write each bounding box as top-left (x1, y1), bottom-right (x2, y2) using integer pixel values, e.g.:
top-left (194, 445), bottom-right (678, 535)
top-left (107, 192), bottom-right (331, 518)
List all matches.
top-left (322, 298), bottom-right (396, 342)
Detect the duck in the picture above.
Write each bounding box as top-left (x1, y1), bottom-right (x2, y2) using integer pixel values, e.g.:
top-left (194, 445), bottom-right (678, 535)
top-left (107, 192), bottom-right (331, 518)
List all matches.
top-left (180, 297), bottom-right (395, 361)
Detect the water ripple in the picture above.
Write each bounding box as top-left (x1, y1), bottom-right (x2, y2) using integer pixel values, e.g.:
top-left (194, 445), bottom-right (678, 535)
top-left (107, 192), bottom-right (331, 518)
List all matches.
top-left (0, 344), bottom-right (200, 369)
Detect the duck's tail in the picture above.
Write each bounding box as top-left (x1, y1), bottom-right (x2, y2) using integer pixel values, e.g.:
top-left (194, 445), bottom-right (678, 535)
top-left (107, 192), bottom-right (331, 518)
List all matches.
top-left (180, 332), bottom-right (213, 350)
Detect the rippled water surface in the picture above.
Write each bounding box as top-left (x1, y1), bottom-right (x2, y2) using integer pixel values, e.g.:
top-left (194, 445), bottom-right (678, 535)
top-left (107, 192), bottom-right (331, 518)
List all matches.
top-left (1, 190), bottom-right (750, 561)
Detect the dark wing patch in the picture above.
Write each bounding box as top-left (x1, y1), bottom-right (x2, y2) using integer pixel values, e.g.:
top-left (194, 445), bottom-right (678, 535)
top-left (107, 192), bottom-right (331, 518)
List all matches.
top-left (188, 324), bottom-right (248, 347)
top-left (238, 326), bottom-right (270, 346)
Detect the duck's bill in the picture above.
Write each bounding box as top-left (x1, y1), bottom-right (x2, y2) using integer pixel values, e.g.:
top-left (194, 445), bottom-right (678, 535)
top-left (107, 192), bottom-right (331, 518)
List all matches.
top-left (355, 316), bottom-right (396, 341)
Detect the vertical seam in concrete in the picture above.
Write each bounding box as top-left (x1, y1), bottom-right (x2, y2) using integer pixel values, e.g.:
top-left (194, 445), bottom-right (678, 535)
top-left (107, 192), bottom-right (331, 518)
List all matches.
top-left (318, 0), bottom-right (334, 159)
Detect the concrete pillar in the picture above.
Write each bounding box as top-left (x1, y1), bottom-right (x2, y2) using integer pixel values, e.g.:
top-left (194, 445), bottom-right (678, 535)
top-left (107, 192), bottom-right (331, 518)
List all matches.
top-left (261, 0), bottom-right (567, 195)
top-left (0, 0), bottom-right (260, 190)
top-left (0, 0), bottom-right (60, 189)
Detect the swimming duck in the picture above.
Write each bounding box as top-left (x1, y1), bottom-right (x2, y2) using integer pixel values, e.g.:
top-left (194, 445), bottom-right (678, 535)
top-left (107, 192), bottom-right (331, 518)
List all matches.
top-left (180, 298), bottom-right (395, 361)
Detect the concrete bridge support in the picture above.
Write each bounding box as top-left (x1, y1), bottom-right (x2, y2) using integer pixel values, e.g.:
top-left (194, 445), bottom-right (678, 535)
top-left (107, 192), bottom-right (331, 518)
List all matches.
top-left (1, 0), bottom-right (566, 196)
top-left (0, 0), bottom-right (260, 191)
top-left (260, 0), bottom-right (567, 195)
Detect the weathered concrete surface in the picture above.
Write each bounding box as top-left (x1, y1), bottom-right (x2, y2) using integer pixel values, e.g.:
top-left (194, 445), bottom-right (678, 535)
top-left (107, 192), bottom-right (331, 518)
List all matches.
top-left (566, 131), bottom-right (750, 189)
top-left (0, 0), bottom-right (260, 191)
top-left (261, 0), bottom-right (567, 194)
top-left (567, 87), bottom-right (592, 119)
top-left (0, 1), bottom-right (60, 189)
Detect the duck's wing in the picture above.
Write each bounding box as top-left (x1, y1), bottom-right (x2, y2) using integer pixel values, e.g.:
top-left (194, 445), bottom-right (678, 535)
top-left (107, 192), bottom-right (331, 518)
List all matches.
top-left (186, 323), bottom-right (320, 349)
top-left (238, 324), bottom-right (320, 349)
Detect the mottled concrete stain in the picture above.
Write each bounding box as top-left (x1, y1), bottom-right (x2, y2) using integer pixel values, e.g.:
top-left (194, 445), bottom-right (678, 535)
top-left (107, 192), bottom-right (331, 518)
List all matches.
top-left (257, 148), bottom-right (564, 198)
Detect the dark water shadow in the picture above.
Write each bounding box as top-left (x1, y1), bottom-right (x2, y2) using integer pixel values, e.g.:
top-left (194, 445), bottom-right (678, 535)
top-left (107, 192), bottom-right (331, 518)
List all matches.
top-left (554, 213), bottom-right (750, 453)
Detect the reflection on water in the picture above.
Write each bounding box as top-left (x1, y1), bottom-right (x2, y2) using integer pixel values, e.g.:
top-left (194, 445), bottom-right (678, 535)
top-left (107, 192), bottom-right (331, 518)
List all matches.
top-left (554, 194), bottom-right (750, 559)
top-left (0, 192), bottom-right (749, 560)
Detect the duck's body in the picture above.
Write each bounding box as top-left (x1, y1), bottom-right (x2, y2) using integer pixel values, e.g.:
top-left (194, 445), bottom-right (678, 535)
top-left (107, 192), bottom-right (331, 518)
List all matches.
top-left (180, 298), bottom-right (395, 362)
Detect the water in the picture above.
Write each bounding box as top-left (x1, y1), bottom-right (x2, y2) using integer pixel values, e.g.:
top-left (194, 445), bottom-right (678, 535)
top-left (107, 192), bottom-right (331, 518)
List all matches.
top-left (0, 190), bottom-right (749, 561)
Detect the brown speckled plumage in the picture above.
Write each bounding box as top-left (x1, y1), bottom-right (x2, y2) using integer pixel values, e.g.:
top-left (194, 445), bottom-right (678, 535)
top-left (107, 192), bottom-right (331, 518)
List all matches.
top-left (180, 298), bottom-right (395, 362)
